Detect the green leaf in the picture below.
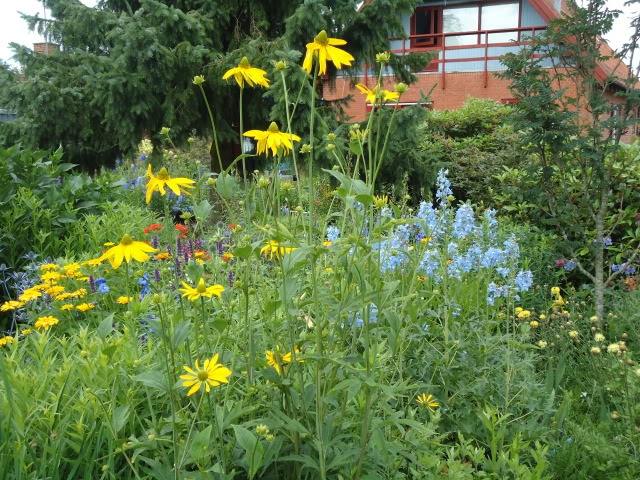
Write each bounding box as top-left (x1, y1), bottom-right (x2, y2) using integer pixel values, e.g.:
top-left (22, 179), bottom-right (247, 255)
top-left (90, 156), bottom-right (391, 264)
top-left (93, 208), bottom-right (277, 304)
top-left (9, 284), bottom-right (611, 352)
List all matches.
top-left (189, 425), bottom-right (212, 462)
top-left (133, 370), bottom-right (169, 392)
top-left (112, 405), bottom-right (130, 434)
top-left (216, 172), bottom-right (237, 199)
top-left (97, 314), bottom-right (114, 339)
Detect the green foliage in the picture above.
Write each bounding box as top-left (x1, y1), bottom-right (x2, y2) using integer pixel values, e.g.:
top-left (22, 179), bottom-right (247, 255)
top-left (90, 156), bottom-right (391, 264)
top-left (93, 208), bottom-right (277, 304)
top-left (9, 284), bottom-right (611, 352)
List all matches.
top-left (0, 145), bottom-right (118, 271)
top-left (420, 98), bottom-right (525, 204)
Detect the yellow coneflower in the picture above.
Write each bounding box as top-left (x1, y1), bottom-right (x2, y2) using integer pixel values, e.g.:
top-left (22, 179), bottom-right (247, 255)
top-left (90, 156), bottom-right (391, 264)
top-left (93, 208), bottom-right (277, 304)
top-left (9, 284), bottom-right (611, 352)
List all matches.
top-left (145, 165), bottom-right (195, 204)
top-left (355, 84), bottom-right (399, 104)
top-left (179, 278), bottom-right (224, 302)
top-left (18, 288), bottom-right (42, 303)
top-left (95, 234), bottom-right (157, 269)
top-left (0, 336), bottom-right (15, 348)
top-left (222, 57), bottom-right (270, 88)
top-left (302, 30), bottom-right (354, 75)
top-left (39, 263), bottom-right (58, 272)
top-left (260, 240), bottom-right (296, 260)
top-left (60, 304), bottom-right (75, 311)
top-left (243, 122), bottom-right (301, 157)
top-left (416, 393), bottom-right (440, 412)
top-left (179, 354), bottom-right (232, 396)
top-left (265, 346), bottom-right (301, 375)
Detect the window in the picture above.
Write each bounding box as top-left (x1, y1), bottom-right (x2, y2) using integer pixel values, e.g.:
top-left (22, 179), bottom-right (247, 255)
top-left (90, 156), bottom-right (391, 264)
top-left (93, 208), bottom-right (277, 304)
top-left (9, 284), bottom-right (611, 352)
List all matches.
top-left (411, 6), bottom-right (442, 49)
top-left (481, 3), bottom-right (520, 43)
top-left (443, 6), bottom-right (479, 46)
top-left (436, 2), bottom-right (521, 47)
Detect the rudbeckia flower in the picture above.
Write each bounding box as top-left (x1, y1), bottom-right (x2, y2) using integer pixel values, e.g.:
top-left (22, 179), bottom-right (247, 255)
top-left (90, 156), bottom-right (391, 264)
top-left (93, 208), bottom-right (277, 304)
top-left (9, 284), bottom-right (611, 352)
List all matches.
top-left (179, 278), bottom-right (224, 301)
top-left (145, 165), bottom-right (195, 204)
top-left (416, 393), bottom-right (440, 412)
top-left (0, 336), bottom-right (15, 348)
top-left (303, 30), bottom-right (354, 75)
top-left (0, 300), bottom-right (24, 312)
top-left (260, 240), bottom-right (296, 260)
top-left (355, 84), bottom-right (399, 104)
top-left (96, 234), bottom-right (157, 269)
top-left (265, 346), bottom-right (301, 375)
top-left (243, 122), bottom-right (301, 157)
top-left (180, 354), bottom-right (232, 396)
top-left (222, 56), bottom-right (270, 88)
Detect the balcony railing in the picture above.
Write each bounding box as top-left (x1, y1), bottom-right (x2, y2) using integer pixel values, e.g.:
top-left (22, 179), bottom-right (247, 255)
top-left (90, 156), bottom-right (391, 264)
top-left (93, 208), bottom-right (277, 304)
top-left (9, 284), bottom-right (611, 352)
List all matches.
top-left (383, 25), bottom-right (547, 89)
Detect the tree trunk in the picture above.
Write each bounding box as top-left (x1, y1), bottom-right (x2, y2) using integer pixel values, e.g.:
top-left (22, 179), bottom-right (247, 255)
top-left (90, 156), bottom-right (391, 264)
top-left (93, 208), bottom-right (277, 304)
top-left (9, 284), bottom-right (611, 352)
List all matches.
top-left (594, 184), bottom-right (607, 322)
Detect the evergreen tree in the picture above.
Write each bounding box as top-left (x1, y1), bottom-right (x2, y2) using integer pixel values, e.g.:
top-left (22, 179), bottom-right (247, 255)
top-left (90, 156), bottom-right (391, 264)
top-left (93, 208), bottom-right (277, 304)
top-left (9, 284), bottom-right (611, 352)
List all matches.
top-left (0, 0), bottom-right (426, 170)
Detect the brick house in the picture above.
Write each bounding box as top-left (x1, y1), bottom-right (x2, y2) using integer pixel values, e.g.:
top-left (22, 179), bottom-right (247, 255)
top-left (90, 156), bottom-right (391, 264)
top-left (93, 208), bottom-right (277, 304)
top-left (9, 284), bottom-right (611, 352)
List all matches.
top-left (324, 0), bottom-right (633, 124)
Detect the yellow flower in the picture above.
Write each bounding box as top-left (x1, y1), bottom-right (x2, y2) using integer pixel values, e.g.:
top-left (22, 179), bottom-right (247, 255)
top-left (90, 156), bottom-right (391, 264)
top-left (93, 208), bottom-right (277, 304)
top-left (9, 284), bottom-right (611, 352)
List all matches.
top-left (539, 314), bottom-right (547, 320)
top-left (63, 263), bottom-right (82, 278)
top-left (594, 333), bottom-right (605, 342)
top-left (180, 354), bottom-right (232, 396)
top-left (372, 194), bottom-right (389, 209)
top-left (1, 300), bottom-right (25, 312)
top-left (514, 307), bottom-right (523, 315)
top-left (69, 288), bottom-right (87, 299)
top-left (40, 271), bottom-right (63, 283)
top-left (40, 263), bottom-right (58, 272)
top-left (244, 122), bottom-right (301, 157)
top-left (355, 83), bottom-right (399, 104)
top-left (537, 340), bottom-right (547, 349)
top-left (179, 278), bottom-right (224, 301)
top-left (302, 30), bottom-right (354, 75)
top-left (192, 75), bottom-right (205, 86)
top-left (529, 320), bottom-right (539, 328)
top-left (18, 288), bottom-right (42, 303)
top-left (45, 285), bottom-right (65, 296)
top-left (607, 343), bottom-right (621, 354)
top-left (322, 240), bottom-right (333, 247)
top-left (76, 303), bottom-right (95, 312)
top-left (260, 240), bottom-right (296, 260)
top-left (96, 234), bottom-right (157, 269)
top-left (516, 310), bottom-right (531, 320)
top-left (0, 336), bottom-right (15, 348)
top-left (155, 252), bottom-right (171, 261)
top-left (550, 286), bottom-right (560, 296)
top-left (60, 304), bottom-right (75, 311)
top-left (416, 393), bottom-right (440, 412)
top-left (34, 315), bottom-right (59, 331)
top-left (221, 252), bottom-right (235, 263)
top-left (568, 330), bottom-right (579, 339)
top-left (103, 242), bottom-right (115, 247)
top-left (20, 328), bottom-right (33, 336)
top-left (265, 347), bottom-right (300, 375)
top-left (420, 237), bottom-right (432, 245)
top-left (222, 56), bottom-right (270, 88)
top-left (145, 165), bottom-right (195, 204)
top-left (117, 296), bottom-right (133, 305)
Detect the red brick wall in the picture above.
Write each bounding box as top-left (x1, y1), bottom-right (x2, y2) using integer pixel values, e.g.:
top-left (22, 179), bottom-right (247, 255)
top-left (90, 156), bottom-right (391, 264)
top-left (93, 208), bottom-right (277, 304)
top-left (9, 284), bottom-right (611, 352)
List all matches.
top-left (323, 72), bottom-right (516, 121)
top-left (33, 43), bottom-right (60, 55)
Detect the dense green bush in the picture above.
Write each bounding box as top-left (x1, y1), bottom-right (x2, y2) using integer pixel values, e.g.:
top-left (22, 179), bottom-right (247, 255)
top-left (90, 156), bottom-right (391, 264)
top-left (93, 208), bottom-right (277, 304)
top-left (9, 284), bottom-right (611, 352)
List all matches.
top-left (419, 98), bottom-right (525, 204)
top-left (0, 145), bottom-right (118, 271)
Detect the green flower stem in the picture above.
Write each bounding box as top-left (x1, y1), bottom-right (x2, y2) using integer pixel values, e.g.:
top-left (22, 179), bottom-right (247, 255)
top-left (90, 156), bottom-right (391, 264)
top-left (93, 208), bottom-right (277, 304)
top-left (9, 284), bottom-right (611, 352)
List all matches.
top-left (239, 87), bottom-right (247, 185)
top-left (308, 65), bottom-right (318, 244)
top-left (197, 84), bottom-right (223, 173)
top-left (279, 70), bottom-right (303, 203)
top-left (178, 393), bottom-right (205, 470)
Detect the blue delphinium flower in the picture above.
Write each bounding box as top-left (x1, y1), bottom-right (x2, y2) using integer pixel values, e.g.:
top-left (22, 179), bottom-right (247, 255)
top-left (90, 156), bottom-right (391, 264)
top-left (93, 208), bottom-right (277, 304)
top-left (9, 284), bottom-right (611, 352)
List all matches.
top-left (481, 247), bottom-right (503, 268)
top-left (453, 203), bottom-right (476, 239)
top-left (420, 249), bottom-right (441, 279)
top-left (514, 270), bottom-right (533, 292)
top-left (435, 169), bottom-right (453, 206)
top-left (138, 274), bottom-right (151, 297)
top-left (487, 282), bottom-right (509, 305)
top-left (502, 236), bottom-right (520, 261)
top-left (326, 225), bottom-right (340, 242)
top-left (95, 277), bottom-right (109, 294)
top-left (353, 303), bottom-right (378, 327)
top-left (564, 260), bottom-right (576, 272)
top-left (603, 237), bottom-right (613, 247)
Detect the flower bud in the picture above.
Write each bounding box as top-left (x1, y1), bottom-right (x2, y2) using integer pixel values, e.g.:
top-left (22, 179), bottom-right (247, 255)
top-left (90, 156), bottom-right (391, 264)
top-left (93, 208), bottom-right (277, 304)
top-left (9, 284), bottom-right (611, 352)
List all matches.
top-left (275, 60), bottom-right (287, 71)
top-left (394, 82), bottom-right (408, 94)
top-left (160, 127), bottom-right (170, 136)
top-left (300, 144), bottom-right (312, 154)
top-left (326, 143), bottom-right (335, 152)
top-left (376, 52), bottom-right (391, 64)
top-left (192, 75), bottom-right (205, 86)
top-left (326, 132), bottom-right (336, 142)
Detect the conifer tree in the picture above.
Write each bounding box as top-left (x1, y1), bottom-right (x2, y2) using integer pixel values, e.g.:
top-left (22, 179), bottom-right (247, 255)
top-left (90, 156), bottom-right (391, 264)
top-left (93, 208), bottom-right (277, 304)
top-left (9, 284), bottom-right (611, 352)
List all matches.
top-left (0, 0), bottom-right (425, 170)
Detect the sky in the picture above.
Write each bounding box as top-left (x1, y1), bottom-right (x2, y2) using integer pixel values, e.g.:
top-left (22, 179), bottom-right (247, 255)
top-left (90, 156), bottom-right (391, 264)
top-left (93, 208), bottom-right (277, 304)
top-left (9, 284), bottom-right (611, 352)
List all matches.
top-left (0, 0), bottom-right (638, 66)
